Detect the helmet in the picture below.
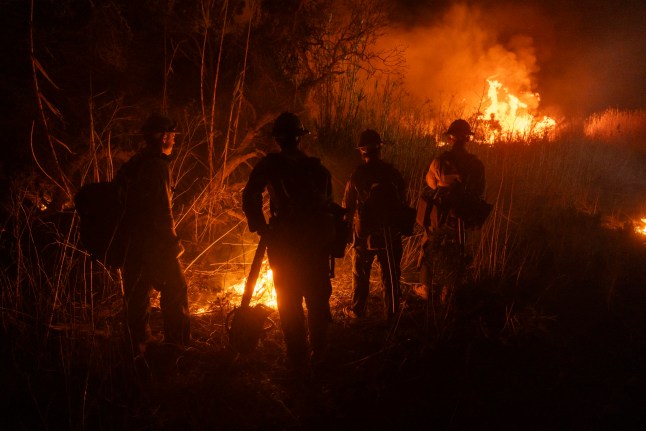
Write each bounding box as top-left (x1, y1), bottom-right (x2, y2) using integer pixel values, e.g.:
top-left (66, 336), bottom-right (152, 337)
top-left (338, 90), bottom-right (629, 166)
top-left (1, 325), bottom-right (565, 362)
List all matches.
top-left (271, 112), bottom-right (310, 138)
top-left (445, 119), bottom-right (474, 137)
top-left (141, 113), bottom-right (177, 136)
top-left (356, 129), bottom-right (383, 150)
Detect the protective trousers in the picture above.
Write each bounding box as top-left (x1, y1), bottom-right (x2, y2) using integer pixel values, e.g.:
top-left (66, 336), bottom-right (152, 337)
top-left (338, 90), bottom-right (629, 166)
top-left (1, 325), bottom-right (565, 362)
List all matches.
top-left (419, 226), bottom-right (465, 299)
top-left (351, 238), bottom-right (402, 319)
top-left (267, 225), bottom-right (332, 371)
top-left (122, 253), bottom-right (191, 350)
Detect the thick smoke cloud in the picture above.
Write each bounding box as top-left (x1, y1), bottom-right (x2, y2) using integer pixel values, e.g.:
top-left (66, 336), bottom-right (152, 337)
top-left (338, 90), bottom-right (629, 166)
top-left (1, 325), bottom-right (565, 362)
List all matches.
top-left (383, 0), bottom-right (646, 117)
top-left (380, 3), bottom-right (545, 117)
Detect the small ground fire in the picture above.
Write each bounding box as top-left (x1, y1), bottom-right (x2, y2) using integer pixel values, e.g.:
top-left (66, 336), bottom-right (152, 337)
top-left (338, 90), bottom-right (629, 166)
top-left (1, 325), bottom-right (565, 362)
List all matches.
top-left (228, 260), bottom-right (277, 308)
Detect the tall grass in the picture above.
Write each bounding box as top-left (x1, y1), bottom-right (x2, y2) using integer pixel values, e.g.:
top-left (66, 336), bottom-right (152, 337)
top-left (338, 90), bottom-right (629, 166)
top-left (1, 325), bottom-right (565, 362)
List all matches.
top-left (5, 92), bottom-right (646, 430)
top-left (584, 108), bottom-right (646, 145)
top-left (5, 4), bottom-right (646, 425)
top-left (313, 69), bottom-right (646, 336)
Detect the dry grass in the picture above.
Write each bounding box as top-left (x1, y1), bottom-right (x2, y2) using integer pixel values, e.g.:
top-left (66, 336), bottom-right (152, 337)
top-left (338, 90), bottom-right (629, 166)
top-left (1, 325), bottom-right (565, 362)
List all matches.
top-left (7, 2), bottom-right (645, 426)
top-left (3, 84), bottom-right (646, 428)
top-left (584, 108), bottom-right (646, 145)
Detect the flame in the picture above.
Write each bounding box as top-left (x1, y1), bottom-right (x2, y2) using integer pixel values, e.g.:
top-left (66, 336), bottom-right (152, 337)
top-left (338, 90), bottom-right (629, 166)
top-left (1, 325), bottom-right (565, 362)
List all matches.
top-left (480, 79), bottom-right (556, 143)
top-left (635, 218), bottom-right (646, 236)
top-left (228, 260), bottom-right (277, 308)
top-left (187, 260), bottom-right (277, 316)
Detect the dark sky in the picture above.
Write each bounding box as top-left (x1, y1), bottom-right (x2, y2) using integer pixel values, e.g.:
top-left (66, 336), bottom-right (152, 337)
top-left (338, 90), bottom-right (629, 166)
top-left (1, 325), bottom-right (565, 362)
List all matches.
top-left (384, 0), bottom-right (646, 117)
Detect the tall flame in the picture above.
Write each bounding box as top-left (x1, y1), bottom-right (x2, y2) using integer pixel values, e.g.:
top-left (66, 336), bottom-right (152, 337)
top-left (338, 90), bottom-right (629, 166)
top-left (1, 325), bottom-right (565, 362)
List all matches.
top-left (480, 78), bottom-right (556, 143)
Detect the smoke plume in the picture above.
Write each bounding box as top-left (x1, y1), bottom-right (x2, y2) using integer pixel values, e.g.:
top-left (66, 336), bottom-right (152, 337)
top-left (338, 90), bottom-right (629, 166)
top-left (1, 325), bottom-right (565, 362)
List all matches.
top-left (381, 0), bottom-right (646, 118)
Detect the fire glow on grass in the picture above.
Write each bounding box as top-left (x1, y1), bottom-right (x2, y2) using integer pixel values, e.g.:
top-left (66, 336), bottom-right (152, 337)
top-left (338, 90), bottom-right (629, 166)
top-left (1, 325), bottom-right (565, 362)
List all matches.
top-left (228, 260), bottom-right (278, 309)
top-left (480, 78), bottom-right (556, 144)
top-left (189, 260), bottom-right (277, 316)
top-left (634, 218), bottom-right (646, 236)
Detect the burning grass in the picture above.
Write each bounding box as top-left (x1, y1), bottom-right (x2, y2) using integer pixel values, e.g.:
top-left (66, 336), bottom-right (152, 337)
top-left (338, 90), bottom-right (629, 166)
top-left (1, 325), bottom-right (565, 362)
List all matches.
top-left (477, 78), bottom-right (557, 144)
top-left (584, 108), bottom-right (646, 143)
top-left (7, 2), bottom-right (646, 425)
top-left (4, 126), bottom-right (646, 428)
top-left (634, 218), bottom-right (646, 236)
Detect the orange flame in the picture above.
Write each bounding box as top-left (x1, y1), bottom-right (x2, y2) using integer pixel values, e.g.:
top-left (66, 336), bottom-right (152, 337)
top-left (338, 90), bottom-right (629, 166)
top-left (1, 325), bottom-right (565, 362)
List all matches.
top-left (189, 260), bottom-right (277, 316)
top-left (228, 260), bottom-right (278, 309)
top-left (635, 218), bottom-right (646, 236)
top-left (480, 78), bottom-right (556, 143)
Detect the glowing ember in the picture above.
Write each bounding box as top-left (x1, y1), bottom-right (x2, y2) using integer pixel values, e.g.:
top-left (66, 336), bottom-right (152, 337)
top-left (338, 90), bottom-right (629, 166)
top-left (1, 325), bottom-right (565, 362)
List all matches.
top-left (634, 218), bottom-right (646, 236)
top-left (228, 260), bottom-right (277, 308)
top-left (480, 78), bottom-right (556, 143)
top-left (193, 305), bottom-right (211, 315)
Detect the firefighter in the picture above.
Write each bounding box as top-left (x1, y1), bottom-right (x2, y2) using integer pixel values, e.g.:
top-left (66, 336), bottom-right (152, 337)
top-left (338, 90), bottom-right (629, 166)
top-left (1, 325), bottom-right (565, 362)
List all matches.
top-left (242, 112), bottom-right (336, 373)
top-left (119, 113), bottom-right (191, 355)
top-left (343, 129), bottom-right (407, 321)
top-left (416, 119), bottom-right (485, 303)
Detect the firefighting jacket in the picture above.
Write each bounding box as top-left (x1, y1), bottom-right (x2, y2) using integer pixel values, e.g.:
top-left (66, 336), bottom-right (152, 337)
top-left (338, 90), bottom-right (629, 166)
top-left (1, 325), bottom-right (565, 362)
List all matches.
top-left (425, 147), bottom-right (484, 196)
top-left (242, 148), bottom-right (333, 233)
top-left (119, 147), bottom-right (179, 255)
top-left (342, 158), bottom-right (407, 241)
top-left (425, 147), bottom-right (485, 231)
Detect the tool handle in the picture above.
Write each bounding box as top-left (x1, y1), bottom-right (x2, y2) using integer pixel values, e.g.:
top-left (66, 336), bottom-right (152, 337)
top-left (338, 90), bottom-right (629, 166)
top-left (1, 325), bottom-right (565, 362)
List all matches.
top-left (241, 236), bottom-right (268, 309)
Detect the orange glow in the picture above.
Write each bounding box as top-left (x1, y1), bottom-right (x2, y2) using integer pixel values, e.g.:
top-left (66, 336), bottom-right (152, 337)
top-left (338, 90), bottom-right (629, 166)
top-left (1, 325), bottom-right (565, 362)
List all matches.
top-left (480, 78), bottom-right (556, 143)
top-left (584, 108), bottom-right (646, 141)
top-left (228, 260), bottom-right (277, 309)
top-left (187, 260), bottom-right (277, 316)
top-left (193, 304), bottom-right (211, 315)
top-left (635, 218), bottom-right (646, 236)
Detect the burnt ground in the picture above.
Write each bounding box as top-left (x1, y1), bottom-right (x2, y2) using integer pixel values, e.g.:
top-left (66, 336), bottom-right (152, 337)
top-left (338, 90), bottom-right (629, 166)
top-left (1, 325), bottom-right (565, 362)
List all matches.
top-left (2, 255), bottom-right (646, 431)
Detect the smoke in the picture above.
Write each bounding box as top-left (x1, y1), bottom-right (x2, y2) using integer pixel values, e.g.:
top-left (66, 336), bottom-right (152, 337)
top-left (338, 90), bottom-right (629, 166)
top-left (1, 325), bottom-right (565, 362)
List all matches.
top-left (381, 0), bottom-right (646, 118)
top-left (379, 3), bottom-right (547, 118)
top-left (539, 9), bottom-right (646, 117)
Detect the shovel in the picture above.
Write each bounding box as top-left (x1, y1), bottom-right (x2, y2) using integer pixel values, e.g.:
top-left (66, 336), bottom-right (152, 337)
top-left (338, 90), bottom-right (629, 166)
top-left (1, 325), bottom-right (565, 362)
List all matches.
top-left (226, 236), bottom-right (274, 354)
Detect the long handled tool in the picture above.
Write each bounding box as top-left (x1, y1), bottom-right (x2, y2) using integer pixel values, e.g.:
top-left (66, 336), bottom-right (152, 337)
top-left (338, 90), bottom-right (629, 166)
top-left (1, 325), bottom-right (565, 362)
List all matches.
top-left (383, 226), bottom-right (400, 318)
top-left (240, 235), bottom-right (269, 309)
top-left (226, 235), bottom-right (273, 354)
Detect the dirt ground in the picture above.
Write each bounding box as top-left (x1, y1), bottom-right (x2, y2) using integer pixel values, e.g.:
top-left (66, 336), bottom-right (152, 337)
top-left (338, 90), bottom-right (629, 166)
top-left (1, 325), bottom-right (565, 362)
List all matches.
top-left (2, 256), bottom-right (645, 430)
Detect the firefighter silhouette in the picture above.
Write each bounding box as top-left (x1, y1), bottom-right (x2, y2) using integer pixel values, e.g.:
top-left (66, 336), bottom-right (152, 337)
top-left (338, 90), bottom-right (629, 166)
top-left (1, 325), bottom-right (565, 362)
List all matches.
top-left (242, 112), bottom-right (336, 373)
top-left (343, 129), bottom-right (408, 321)
top-left (417, 119), bottom-right (485, 304)
top-left (120, 113), bottom-right (191, 354)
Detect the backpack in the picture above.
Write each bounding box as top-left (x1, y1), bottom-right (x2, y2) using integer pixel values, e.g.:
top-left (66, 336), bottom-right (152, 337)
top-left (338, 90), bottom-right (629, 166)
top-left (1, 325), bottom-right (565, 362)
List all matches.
top-left (449, 185), bottom-right (492, 229)
top-left (267, 153), bottom-right (348, 257)
top-left (74, 179), bottom-right (129, 268)
top-left (73, 155), bottom-right (143, 268)
top-left (358, 180), bottom-right (416, 241)
top-left (265, 153), bottom-right (333, 219)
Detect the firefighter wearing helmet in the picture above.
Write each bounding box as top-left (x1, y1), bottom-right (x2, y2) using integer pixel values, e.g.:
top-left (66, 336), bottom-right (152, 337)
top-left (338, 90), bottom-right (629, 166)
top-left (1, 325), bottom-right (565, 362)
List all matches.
top-left (242, 112), bottom-right (338, 374)
top-left (271, 112), bottom-right (310, 141)
top-left (415, 119), bottom-right (486, 304)
top-left (343, 129), bottom-right (409, 321)
top-left (117, 113), bottom-right (191, 354)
